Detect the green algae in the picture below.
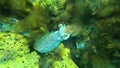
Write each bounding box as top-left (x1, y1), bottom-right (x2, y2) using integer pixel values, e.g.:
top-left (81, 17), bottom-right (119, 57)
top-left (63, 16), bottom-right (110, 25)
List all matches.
top-left (0, 0), bottom-right (120, 68)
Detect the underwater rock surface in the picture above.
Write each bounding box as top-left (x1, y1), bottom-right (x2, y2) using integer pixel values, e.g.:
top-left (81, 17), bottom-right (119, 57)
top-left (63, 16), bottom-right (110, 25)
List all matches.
top-left (0, 0), bottom-right (120, 68)
top-left (0, 32), bottom-right (40, 68)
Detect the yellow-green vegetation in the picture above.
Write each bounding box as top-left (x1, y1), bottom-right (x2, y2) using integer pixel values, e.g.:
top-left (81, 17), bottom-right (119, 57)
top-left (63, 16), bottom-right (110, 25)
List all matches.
top-left (13, 5), bottom-right (49, 41)
top-left (0, 0), bottom-right (50, 42)
top-left (0, 32), bottom-right (29, 58)
top-left (28, 0), bottom-right (66, 15)
top-left (0, 0), bottom-right (120, 68)
top-left (0, 52), bottom-right (39, 68)
top-left (39, 0), bottom-right (66, 15)
top-left (0, 32), bottom-right (40, 68)
top-left (53, 59), bottom-right (78, 68)
top-left (28, 0), bottom-right (40, 7)
top-left (52, 44), bottom-right (78, 68)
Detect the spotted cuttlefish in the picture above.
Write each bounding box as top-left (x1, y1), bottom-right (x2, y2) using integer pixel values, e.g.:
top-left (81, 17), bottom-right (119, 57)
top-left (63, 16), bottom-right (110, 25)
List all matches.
top-left (34, 24), bottom-right (72, 53)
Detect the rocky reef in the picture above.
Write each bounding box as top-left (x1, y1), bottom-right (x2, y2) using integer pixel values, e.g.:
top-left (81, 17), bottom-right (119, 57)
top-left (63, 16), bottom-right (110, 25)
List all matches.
top-left (0, 0), bottom-right (120, 68)
top-left (0, 32), bottom-right (40, 68)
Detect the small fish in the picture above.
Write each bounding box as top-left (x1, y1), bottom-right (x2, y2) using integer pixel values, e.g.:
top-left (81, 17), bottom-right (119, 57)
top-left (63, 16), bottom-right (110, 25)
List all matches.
top-left (34, 24), bottom-right (71, 53)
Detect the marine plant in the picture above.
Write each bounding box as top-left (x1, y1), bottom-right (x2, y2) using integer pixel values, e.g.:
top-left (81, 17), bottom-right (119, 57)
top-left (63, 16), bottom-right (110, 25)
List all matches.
top-left (0, 32), bottom-right (40, 68)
